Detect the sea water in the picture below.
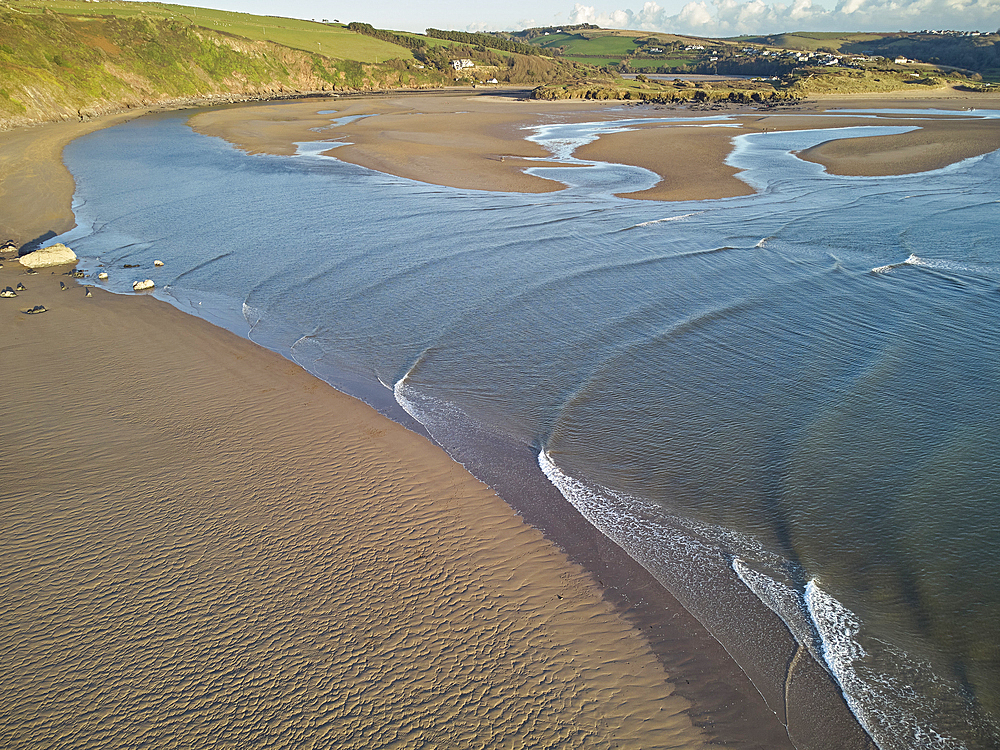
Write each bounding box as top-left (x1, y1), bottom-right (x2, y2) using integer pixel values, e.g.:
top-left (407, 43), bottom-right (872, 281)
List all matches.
top-left (57, 106), bottom-right (1000, 749)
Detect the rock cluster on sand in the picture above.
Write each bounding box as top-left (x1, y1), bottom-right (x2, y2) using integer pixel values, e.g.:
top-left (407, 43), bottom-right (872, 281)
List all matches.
top-left (18, 243), bottom-right (78, 268)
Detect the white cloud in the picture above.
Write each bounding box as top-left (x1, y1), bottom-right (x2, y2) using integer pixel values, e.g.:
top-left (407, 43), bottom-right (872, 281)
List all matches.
top-left (567, 0), bottom-right (1000, 34)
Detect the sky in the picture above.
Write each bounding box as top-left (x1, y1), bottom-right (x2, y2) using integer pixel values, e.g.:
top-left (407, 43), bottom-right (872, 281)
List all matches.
top-left (177, 0), bottom-right (1000, 37)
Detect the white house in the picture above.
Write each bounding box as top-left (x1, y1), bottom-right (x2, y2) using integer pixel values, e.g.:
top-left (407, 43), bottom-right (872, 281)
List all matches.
top-left (451, 59), bottom-right (474, 70)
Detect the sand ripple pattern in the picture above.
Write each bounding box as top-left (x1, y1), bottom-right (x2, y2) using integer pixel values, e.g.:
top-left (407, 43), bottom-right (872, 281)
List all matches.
top-left (0, 275), bottom-right (703, 750)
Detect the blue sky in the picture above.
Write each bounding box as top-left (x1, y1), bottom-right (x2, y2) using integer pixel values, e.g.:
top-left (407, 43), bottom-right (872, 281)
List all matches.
top-left (173, 0), bottom-right (1000, 36)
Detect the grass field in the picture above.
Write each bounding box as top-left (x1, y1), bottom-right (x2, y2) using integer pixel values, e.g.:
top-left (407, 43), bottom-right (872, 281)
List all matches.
top-left (531, 32), bottom-right (639, 57)
top-left (730, 32), bottom-right (889, 52)
top-left (11, 0), bottom-right (414, 61)
top-left (628, 58), bottom-right (693, 71)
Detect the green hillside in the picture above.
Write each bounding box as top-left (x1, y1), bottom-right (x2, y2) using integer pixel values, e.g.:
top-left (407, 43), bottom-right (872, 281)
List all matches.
top-left (517, 24), bottom-right (998, 83)
top-left (0, 1), bottom-right (605, 130)
top-left (4, 1), bottom-right (994, 130)
top-left (10, 0), bottom-right (412, 61)
top-left (0, 2), bottom-right (452, 128)
top-left (732, 30), bottom-right (1000, 79)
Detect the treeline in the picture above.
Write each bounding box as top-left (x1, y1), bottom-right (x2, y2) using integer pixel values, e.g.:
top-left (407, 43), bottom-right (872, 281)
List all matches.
top-left (425, 28), bottom-right (551, 57)
top-left (511, 23), bottom-right (599, 41)
top-left (347, 22), bottom-right (427, 50)
top-left (534, 83), bottom-right (799, 105)
top-left (841, 34), bottom-right (1000, 75)
top-left (688, 57), bottom-right (797, 77)
top-left (412, 42), bottom-right (584, 83)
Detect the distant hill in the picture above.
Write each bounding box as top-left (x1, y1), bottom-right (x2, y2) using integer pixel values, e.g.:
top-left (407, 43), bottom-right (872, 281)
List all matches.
top-left (514, 25), bottom-right (999, 82)
top-left (0, 0), bottom-right (598, 130)
top-left (0, 1), bottom-right (451, 128)
top-left (2, 1), bottom-right (995, 129)
top-left (731, 31), bottom-right (1000, 79)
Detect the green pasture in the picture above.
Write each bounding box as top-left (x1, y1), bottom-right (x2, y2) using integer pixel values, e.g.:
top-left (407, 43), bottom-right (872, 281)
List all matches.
top-left (561, 55), bottom-right (626, 66)
top-left (394, 30), bottom-right (454, 48)
top-left (731, 31), bottom-right (888, 52)
top-left (628, 57), bottom-right (692, 71)
top-left (537, 32), bottom-right (639, 57)
top-left (11, 0), bottom-right (413, 61)
top-left (530, 32), bottom-right (577, 48)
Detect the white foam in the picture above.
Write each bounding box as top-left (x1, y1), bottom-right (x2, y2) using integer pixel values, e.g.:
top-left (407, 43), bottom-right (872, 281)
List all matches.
top-left (872, 254), bottom-right (918, 273)
top-left (629, 212), bottom-right (702, 228)
top-left (806, 580), bottom-right (969, 750)
top-left (873, 254), bottom-right (979, 275)
top-left (731, 559), bottom-right (816, 650)
top-left (242, 301), bottom-right (264, 330)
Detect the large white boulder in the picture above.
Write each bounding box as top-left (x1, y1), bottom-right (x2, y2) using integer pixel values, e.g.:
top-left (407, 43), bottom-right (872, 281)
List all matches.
top-left (132, 279), bottom-right (155, 291)
top-left (18, 243), bottom-right (78, 268)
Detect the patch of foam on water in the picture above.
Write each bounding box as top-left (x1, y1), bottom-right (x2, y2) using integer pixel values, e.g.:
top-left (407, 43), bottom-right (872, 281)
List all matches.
top-left (873, 254), bottom-right (918, 273)
top-left (905, 254), bottom-right (979, 274)
top-left (872, 254), bottom-right (982, 275)
top-left (538, 450), bottom-right (734, 594)
top-left (393, 368), bottom-right (500, 454)
top-left (242, 300), bottom-right (264, 331)
top-left (805, 580), bottom-right (969, 750)
top-left (627, 212), bottom-right (703, 229)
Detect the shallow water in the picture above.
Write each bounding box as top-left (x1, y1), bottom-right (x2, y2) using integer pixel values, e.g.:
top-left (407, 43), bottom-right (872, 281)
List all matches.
top-left (59, 106), bottom-right (1000, 749)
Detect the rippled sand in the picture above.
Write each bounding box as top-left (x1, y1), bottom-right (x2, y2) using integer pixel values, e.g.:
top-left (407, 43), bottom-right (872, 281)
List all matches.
top-left (0, 267), bottom-right (705, 749)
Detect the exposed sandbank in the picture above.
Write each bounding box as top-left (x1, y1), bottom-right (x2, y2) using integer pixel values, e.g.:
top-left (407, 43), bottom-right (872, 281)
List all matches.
top-left (189, 88), bottom-right (1000, 202)
top-left (190, 93), bottom-right (622, 195)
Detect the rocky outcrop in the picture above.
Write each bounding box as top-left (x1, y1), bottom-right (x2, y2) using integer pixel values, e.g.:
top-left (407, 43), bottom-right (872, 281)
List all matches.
top-left (18, 243), bottom-right (78, 268)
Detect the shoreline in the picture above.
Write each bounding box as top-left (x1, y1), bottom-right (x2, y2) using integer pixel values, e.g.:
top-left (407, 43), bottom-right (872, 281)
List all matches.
top-left (2, 259), bottom-right (714, 747)
top-left (7, 87), bottom-right (993, 747)
top-left (188, 87), bottom-right (1000, 203)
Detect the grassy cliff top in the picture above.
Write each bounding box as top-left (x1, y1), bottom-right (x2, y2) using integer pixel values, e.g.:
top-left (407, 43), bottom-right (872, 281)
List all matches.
top-left (6, 0), bottom-right (413, 61)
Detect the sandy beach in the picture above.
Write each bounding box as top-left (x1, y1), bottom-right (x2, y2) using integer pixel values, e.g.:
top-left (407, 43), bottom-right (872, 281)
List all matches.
top-left (1, 264), bottom-right (713, 748)
top-left (0, 98), bottom-right (790, 749)
top-left (189, 87), bottom-right (1000, 202)
top-left (6, 86), bottom-right (998, 748)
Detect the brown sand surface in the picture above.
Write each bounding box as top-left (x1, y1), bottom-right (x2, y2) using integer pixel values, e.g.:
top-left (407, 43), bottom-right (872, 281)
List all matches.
top-left (797, 117), bottom-right (1000, 175)
top-left (0, 113), bottom-right (145, 248)
top-left (6, 90), bottom-right (964, 748)
top-left (190, 92), bottom-right (622, 195)
top-left (573, 124), bottom-right (758, 201)
top-left (0, 266), bottom-right (708, 749)
top-left (189, 89), bottom-right (1000, 203)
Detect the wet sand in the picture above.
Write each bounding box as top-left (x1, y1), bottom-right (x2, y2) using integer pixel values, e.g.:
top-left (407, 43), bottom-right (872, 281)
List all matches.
top-left (189, 88), bottom-right (1000, 202)
top-left (0, 101), bottom-right (811, 748)
top-left (0, 112), bottom-right (146, 247)
top-left (7, 87), bottom-right (993, 748)
top-left (1, 265), bottom-right (709, 748)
